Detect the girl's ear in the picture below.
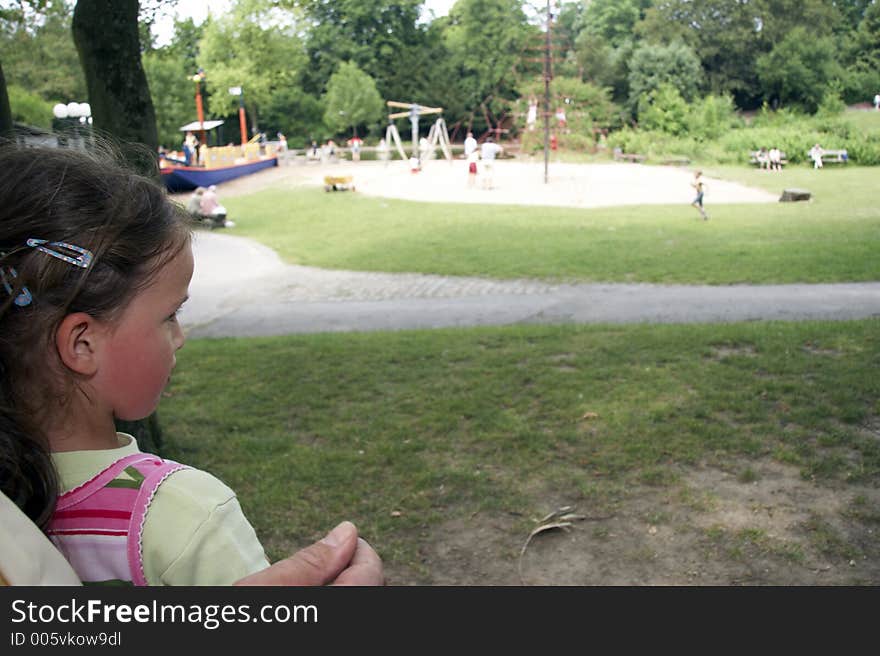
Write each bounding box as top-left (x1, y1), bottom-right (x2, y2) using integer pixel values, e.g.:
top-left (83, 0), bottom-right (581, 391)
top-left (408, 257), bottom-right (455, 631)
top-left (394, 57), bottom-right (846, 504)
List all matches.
top-left (55, 312), bottom-right (105, 376)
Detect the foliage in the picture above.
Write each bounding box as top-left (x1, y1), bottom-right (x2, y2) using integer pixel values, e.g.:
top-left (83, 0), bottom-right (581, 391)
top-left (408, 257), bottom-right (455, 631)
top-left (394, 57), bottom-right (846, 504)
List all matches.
top-left (0, 0), bottom-right (87, 102)
top-left (756, 27), bottom-right (844, 113)
top-left (816, 83), bottom-right (847, 118)
top-left (142, 50), bottom-right (199, 149)
top-left (6, 83), bottom-right (53, 127)
top-left (322, 61), bottom-right (384, 137)
top-left (517, 75), bottom-right (620, 134)
top-left (141, 17), bottom-right (208, 149)
top-left (580, 0), bottom-right (651, 48)
top-left (260, 88), bottom-right (325, 146)
top-left (442, 0), bottom-right (536, 128)
top-left (296, 0), bottom-right (428, 102)
top-left (628, 40), bottom-right (703, 114)
top-left (607, 107), bottom-right (880, 166)
top-left (689, 93), bottom-right (741, 140)
top-left (635, 0), bottom-right (762, 107)
top-left (198, 0), bottom-right (307, 133)
top-left (637, 84), bottom-right (690, 136)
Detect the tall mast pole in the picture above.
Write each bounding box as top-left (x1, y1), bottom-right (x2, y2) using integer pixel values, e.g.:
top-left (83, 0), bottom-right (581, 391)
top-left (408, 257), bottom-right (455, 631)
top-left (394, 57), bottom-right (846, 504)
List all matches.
top-left (543, 0), bottom-right (551, 184)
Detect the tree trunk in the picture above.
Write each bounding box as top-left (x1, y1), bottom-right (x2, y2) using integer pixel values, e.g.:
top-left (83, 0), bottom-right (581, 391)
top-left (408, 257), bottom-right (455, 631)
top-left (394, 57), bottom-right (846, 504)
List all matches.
top-left (0, 60), bottom-right (12, 136)
top-left (72, 1), bottom-right (164, 454)
top-left (72, 0), bottom-right (159, 175)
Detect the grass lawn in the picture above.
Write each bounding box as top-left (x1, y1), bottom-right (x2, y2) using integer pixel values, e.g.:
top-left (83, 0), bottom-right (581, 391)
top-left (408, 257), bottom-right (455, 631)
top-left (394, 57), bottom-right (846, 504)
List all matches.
top-left (161, 320), bottom-right (880, 582)
top-left (170, 159), bottom-right (879, 583)
top-left (222, 166), bottom-right (880, 285)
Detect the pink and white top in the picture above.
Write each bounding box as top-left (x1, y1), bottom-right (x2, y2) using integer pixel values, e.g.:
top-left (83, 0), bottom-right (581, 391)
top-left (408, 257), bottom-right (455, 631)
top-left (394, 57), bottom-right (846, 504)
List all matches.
top-left (48, 453), bottom-right (188, 586)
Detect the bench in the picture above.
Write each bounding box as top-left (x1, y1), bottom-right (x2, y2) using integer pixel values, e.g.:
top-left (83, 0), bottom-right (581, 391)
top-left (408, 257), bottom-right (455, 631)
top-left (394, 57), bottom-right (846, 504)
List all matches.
top-left (815, 149), bottom-right (848, 164)
top-left (613, 149), bottom-right (646, 163)
top-left (749, 150), bottom-right (787, 167)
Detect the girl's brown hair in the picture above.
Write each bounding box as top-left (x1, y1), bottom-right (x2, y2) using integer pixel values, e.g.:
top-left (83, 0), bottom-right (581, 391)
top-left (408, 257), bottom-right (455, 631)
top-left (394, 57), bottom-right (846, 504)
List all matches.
top-left (0, 141), bottom-right (191, 528)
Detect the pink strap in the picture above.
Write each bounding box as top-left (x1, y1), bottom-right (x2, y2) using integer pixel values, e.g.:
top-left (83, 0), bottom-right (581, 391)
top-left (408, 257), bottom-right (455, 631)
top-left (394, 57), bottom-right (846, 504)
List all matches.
top-left (127, 459), bottom-right (188, 586)
top-left (55, 453), bottom-right (158, 510)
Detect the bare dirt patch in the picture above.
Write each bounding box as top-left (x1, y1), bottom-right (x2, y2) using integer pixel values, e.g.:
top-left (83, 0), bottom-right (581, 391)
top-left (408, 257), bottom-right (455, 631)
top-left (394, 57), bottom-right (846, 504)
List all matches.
top-left (385, 460), bottom-right (879, 585)
top-left (170, 158), bottom-right (779, 210)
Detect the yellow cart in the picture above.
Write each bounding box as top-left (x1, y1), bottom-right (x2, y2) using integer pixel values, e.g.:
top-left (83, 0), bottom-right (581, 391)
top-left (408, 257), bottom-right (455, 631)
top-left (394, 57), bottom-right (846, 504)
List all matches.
top-left (324, 175), bottom-right (355, 192)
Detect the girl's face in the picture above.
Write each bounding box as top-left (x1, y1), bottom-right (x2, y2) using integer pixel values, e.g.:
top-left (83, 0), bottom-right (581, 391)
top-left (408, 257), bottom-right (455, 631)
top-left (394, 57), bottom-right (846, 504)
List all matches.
top-left (92, 242), bottom-right (193, 421)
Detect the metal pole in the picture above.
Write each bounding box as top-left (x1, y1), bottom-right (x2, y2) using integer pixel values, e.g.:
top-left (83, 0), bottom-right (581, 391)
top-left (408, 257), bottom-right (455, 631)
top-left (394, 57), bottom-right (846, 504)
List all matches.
top-left (543, 0), bottom-right (551, 184)
top-left (238, 92), bottom-right (247, 147)
top-left (410, 104), bottom-right (420, 161)
top-left (195, 81), bottom-right (207, 145)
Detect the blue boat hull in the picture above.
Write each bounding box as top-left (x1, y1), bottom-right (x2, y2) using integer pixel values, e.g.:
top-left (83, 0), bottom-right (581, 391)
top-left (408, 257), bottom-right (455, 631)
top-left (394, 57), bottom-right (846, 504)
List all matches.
top-left (161, 157), bottom-right (278, 192)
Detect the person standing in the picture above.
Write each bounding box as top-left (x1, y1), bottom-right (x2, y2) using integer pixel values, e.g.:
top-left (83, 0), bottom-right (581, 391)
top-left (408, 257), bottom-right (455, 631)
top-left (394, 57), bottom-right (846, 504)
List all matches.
top-left (480, 137), bottom-right (503, 190)
top-left (182, 131), bottom-right (198, 166)
top-left (377, 137), bottom-right (390, 166)
top-left (347, 135), bottom-right (363, 162)
top-left (691, 170), bottom-right (708, 220)
top-left (464, 131), bottom-right (477, 158)
top-left (873, 93), bottom-right (880, 111)
top-left (467, 147), bottom-right (479, 188)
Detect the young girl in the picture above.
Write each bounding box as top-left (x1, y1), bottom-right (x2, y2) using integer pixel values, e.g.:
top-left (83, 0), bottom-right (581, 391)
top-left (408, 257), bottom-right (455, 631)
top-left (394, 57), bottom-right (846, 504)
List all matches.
top-left (690, 170), bottom-right (708, 220)
top-left (0, 143), bottom-right (269, 585)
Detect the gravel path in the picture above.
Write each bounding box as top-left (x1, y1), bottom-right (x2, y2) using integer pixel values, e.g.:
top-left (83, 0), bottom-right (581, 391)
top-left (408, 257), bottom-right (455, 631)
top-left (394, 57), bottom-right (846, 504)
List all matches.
top-left (181, 231), bottom-right (880, 337)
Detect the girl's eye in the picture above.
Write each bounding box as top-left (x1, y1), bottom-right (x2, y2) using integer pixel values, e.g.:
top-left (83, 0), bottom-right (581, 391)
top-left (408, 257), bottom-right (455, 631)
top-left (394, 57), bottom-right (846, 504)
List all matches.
top-left (167, 309), bottom-right (181, 322)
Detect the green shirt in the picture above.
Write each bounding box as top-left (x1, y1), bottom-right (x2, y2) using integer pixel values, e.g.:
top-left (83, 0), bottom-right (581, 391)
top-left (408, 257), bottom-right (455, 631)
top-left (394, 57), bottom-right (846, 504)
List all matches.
top-left (52, 434), bottom-right (269, 585)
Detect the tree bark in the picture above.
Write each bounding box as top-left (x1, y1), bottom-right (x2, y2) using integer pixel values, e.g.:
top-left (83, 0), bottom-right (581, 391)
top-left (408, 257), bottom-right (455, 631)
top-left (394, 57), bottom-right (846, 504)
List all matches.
top-left (72, 0), bottom-right (159, 174)
top-left (73, 1), bottom-right (164, 454)
top-left (0, 60), bottom-right (13, 137)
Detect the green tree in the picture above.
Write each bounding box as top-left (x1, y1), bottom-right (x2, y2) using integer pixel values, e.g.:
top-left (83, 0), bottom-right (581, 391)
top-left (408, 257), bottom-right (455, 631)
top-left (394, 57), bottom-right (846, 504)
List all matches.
top-left (635, 0), bottom-right (852, 109)
top-left (442, 0), bottom-right (535, 129)
top-left (628, 40), bottom-right (703, 114)
top-left (6, 84), bottom-right (54, 127)
top-left (142, 17), bottom-right (206, 149)
top-left (756, 27), bottom-right (843, 112)
top-left (637, 83), bottom-right (690, 136)
top-left (0, 0), bottom-right (87, 103)
top-left (851, 1), bottom-right (880, 67)
top-left (260, 87), bottom-right (324, 146)
top-left (834, 0), bottom-right (874, 30)
top-left (322, 61), bottom-right (384, 138)
top-left (580, 0), bottom-right (651, 48)
top-left (197, 0), bottom-right (307, 136)
top-left (636, 0), bottom-right (761, 106)
top-left (142, 51), bottom-right (197, 149)
top-left (296, 0), bottom-right (429, 102)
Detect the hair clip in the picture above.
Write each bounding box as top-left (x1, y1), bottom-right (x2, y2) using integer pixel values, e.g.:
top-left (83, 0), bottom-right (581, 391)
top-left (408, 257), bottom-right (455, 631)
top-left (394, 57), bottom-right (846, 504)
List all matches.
top-left (0, 265), bottom-right (32, 307)
top-left (26, 238), bottom-right (93, 269)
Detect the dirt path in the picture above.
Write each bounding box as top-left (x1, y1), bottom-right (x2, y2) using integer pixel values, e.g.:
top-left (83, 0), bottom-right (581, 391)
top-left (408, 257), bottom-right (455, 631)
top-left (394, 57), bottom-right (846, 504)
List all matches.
top-left (174, 157), bottom-right (778, 209)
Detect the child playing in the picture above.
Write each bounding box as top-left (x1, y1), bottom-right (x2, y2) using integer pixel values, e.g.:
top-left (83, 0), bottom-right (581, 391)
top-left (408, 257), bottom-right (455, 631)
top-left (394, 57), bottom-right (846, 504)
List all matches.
top-left (0, 143), bottom-right (269, 585)
top-left (691, 170), bottom-right (708, 220)
top-left (467, 147), bottom-right (479, 188)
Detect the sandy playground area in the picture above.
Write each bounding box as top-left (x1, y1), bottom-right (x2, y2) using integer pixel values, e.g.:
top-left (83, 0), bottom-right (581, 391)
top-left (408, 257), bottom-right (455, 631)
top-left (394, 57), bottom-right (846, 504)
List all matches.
top-left (197, 157), bottom-right (779, 208)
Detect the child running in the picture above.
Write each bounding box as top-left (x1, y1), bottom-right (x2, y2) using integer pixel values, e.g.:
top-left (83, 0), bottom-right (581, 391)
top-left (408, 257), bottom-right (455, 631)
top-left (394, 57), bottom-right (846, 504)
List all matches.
top-left (691, 170), bottom-right (708, 220)
top-left (0, 143), bottom-right (269, 585)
